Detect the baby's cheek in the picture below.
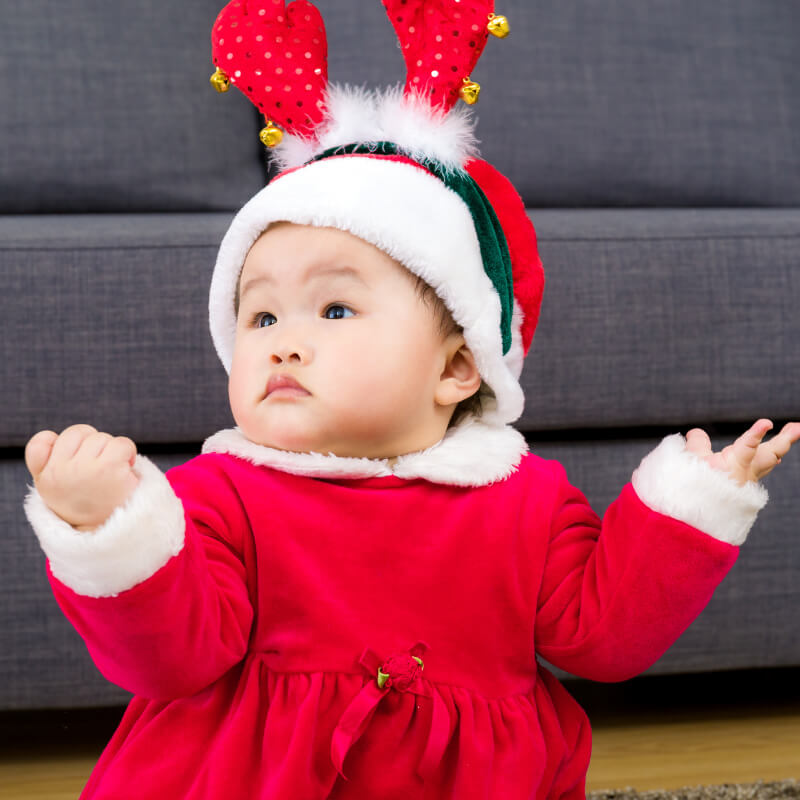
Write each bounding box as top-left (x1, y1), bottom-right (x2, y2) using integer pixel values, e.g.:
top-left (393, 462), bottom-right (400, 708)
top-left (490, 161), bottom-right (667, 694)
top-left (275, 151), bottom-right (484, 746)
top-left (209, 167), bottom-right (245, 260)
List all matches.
top-left (228, 361), bottom-right (254, 418)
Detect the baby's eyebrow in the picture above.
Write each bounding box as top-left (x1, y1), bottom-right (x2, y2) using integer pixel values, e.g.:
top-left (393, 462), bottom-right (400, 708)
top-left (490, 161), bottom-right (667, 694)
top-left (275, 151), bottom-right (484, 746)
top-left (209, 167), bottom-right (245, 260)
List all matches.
top-left (240, 264), bottom-right (367, 299)
top-left (301, 264), bottom-right (368, 287)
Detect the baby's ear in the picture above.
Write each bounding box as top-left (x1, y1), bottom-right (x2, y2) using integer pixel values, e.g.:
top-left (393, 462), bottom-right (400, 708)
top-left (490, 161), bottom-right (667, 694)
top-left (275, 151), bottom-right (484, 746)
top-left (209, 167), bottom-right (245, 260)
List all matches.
top-left (435, 339), bottom-right (482, 407)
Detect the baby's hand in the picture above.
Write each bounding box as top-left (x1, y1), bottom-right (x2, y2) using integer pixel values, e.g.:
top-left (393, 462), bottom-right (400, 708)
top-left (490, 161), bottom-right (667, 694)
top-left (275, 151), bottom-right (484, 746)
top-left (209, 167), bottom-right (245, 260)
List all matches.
top-left (25, 425), bottom-right (140, 532)
top-left (685, 418), bottom-right (800, 486)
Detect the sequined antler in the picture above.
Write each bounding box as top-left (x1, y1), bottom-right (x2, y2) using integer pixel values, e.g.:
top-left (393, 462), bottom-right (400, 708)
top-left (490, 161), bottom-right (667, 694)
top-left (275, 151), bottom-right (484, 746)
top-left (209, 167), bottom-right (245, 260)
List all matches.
top-left (210, 0), bottom-right (328, 145)
top-left (209, 1), bottom-right (508, 150)
top-left (381, 1), bottom-right (509, 112)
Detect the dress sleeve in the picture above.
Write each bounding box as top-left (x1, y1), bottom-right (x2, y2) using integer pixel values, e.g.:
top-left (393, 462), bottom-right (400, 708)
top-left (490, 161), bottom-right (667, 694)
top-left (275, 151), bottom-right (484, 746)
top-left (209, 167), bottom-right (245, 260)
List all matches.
top-left (533, 435), bottom-right (767, 682)
top-left (24, 454), bottom-right (255, 700)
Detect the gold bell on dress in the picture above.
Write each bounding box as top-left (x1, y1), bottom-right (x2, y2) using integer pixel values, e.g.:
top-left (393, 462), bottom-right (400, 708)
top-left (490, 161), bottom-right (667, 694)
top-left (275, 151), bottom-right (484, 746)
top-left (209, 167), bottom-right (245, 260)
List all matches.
top-left (209, 66), bottom-right (231, 93)
top-left (259, 121), bottom-right (284, 148)
top-left (487, 13), bottom-right (510, 38)
top-left (459, 77), bottom-right (481, 105)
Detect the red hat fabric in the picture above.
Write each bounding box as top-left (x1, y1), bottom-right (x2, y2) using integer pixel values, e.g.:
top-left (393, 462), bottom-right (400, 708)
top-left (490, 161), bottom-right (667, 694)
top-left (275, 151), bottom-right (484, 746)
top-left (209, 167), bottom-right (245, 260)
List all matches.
top-left (465, 158), bottom-right (544, 355)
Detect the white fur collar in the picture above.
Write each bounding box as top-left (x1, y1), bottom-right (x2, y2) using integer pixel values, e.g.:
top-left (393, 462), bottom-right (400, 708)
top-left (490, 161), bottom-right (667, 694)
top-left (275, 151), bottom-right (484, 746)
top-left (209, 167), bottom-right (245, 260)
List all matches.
top-left (202, 417), bottom-right (528, 487)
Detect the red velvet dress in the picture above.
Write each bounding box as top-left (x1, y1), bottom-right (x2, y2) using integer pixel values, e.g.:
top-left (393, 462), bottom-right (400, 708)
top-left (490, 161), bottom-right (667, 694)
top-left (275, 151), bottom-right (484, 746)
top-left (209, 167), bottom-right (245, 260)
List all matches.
top-left (46, 450), bottom-right (738, 799)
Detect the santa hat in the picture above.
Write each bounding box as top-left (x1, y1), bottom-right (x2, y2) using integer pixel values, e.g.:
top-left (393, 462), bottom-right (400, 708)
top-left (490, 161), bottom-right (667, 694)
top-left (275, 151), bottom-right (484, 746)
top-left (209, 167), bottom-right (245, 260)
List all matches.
top-left (208, 0), bottom-right (544, 427)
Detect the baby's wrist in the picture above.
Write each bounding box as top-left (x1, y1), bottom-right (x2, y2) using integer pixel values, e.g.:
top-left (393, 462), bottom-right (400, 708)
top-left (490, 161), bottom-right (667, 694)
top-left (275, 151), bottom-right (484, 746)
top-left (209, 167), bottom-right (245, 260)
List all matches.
top-left (24, 455), bottom-right (185, 598)
top-left (36, 471), bottom-right (140, 532)
top-left (632, 433), bottom-right (768, 546)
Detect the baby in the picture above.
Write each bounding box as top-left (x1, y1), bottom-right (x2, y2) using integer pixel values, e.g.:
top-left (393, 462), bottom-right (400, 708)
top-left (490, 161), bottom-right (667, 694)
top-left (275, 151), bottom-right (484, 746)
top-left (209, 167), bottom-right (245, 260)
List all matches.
top-left (23, 213), bottom-right (800, 799)
top-left (21, 1), bottom-right (800, 796)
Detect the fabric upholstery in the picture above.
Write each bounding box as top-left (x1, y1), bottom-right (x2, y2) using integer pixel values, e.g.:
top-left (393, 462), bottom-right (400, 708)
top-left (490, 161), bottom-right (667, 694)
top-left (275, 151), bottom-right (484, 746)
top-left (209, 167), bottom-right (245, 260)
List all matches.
top-left (0, 0), bottom-right (266, 213)
top-left (3, 209), bottom-right (798, 448)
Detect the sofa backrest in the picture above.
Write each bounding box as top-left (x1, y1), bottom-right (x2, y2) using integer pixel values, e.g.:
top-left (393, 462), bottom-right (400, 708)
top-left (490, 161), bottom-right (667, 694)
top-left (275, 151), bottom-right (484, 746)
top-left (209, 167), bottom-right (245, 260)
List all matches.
top-left (1, 0), bottom-right (266, 213)
top-left (480, 0), bottom-right (800, 208)
top-left (2, 0), bottom-right (798, 213)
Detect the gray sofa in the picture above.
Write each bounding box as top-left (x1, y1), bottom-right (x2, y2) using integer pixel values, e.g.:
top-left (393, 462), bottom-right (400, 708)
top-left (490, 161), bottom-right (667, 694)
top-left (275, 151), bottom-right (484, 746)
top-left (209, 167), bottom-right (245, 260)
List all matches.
top-left (2, 0), bottom-right (798, 711)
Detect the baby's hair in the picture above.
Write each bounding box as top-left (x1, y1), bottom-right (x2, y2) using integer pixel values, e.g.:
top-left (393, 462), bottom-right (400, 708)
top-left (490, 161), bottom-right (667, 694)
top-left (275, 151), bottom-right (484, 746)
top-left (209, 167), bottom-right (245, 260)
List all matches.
top-left (411, 274), bottom-right (459, 339)
top-left (410, 275), bottom-right (485, 426)
top-left (233, 263), bottom-right (483, 427)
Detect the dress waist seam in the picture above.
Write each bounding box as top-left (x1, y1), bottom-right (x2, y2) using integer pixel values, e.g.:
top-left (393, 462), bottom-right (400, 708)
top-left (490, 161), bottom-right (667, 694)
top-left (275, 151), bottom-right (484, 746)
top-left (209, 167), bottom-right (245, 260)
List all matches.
top-left (248, 656), bottom-right (536, 699)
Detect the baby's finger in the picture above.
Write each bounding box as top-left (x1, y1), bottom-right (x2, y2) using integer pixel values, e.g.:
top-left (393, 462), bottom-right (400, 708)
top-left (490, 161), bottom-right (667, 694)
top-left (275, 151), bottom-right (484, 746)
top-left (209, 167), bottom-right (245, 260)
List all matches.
top-left (727, 418), bottom-right (773, 472)
top-left (734, 418), bottom-right (773, 452)
top-left (76, 431), bottom-right (115, 460)
top-left (760, 421), bottom-right (800, 466)
top-left (685, 428), bottom-right (712, 457)
top-left (49, 424), bottom-right (99, 463)
top-left (24, 430), bottom-right (59, 479)
top-left (102, 436), bottom-right (138, 468)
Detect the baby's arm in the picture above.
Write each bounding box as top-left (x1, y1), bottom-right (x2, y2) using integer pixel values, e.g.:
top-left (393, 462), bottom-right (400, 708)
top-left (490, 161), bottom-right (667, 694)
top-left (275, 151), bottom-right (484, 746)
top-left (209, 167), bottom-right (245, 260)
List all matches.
top-left (631, 419), bottom-right (799, 546)
top-left (534, 419), bottom-right (798, 682)
top-left (23, 426), bottom-right (254, 700)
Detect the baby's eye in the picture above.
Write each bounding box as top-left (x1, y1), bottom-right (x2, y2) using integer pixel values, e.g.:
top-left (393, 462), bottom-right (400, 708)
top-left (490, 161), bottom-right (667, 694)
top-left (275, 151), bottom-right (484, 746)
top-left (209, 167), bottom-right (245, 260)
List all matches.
top-left (253, 312), bottom-right (277, 328)
top-left (323, 304), bottom-right (355, 320)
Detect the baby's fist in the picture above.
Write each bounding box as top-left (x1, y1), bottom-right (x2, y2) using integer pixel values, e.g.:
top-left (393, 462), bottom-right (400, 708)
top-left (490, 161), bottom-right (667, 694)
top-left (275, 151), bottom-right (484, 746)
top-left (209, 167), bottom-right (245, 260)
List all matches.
top-left (25, 425), bottom-right (140, 532)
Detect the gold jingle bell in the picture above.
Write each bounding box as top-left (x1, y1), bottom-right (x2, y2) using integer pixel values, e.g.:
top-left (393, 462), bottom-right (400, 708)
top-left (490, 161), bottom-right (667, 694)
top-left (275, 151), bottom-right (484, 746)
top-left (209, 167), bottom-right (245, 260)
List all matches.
top-left (209, 66), bottom-right (231, 93)
top-left (459, 77), bottom-right (481, 105)
top-left (487, 13), bottom-right (510, 38)
top-left (259, 122), bottom-right (284, 148)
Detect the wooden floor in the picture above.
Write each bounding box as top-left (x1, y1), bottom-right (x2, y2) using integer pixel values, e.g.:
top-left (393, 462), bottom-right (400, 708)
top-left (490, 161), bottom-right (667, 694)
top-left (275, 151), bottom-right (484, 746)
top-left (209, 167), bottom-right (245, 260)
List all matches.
top-left (1, 668), bottom-right (799, 798)
top-left (568, 668), bottom-right (800, 791)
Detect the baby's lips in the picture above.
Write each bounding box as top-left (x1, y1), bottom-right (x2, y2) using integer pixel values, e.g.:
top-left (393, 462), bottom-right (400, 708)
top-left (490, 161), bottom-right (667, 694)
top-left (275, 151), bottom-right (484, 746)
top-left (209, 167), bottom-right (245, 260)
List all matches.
top-left (265, 373), bottom-right (311, 397)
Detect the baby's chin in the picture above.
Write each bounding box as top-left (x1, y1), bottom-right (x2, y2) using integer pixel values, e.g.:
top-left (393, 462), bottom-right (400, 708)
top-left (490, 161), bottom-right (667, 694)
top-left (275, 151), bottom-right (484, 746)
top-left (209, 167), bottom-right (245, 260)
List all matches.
top-left (239, 428), bottom-right (403, 461)
top-left (239, 427), bottom-right (363, 458)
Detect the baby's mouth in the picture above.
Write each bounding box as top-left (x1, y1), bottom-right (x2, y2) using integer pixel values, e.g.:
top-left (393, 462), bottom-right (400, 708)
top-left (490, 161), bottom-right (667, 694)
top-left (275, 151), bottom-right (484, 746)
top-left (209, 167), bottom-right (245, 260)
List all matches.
top-left (264, 373), bottom-right (311, 399)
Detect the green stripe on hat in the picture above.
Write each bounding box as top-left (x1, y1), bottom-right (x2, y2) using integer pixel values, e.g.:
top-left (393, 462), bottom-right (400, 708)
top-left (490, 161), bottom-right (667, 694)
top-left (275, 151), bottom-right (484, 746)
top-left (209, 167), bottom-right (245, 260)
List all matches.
top-left (305, 142), bottom-right (514, 354)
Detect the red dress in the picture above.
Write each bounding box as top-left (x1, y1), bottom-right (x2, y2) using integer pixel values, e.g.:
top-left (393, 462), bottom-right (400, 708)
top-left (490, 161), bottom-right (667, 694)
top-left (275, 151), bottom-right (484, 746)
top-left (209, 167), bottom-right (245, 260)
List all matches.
top-left (41, 446), bottom-right (739, 799)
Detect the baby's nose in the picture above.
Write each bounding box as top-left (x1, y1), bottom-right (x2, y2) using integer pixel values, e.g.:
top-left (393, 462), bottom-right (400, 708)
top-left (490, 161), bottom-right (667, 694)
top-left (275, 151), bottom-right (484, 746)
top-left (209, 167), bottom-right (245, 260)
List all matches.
top-left (270, 342), bottom-right (311, 365)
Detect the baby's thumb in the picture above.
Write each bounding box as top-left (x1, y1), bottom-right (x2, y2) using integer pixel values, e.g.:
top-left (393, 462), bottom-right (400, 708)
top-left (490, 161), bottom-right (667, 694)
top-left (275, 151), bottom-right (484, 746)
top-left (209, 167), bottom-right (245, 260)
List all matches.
top-left (24, 430), bottom-right (58, 480)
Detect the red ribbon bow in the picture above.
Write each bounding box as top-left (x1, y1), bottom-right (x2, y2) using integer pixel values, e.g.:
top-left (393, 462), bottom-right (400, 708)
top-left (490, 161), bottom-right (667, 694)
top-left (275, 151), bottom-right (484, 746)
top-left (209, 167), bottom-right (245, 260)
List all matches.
top-left (330, 640), bottom-right (451, 782)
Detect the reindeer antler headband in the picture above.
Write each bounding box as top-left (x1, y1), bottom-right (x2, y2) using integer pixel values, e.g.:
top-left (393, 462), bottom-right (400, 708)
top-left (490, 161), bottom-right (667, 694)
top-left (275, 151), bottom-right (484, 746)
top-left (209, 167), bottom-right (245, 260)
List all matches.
top-left (207, 1), bottom-right (543, 430)
top-left (209, 0), bottom-right (509, 150)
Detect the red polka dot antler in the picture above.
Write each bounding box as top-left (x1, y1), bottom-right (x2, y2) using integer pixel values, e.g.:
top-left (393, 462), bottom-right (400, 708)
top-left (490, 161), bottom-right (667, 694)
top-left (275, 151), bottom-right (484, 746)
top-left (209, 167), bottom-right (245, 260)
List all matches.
top-left (210, 0), bottom-right (328, 145)
top-left (382, 1), bottom-right (510, 112)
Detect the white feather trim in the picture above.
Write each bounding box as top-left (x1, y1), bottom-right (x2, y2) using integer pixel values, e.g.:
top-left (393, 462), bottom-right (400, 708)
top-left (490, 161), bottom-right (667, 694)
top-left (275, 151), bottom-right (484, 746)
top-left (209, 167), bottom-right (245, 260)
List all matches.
top-left (631, 433), bottom-right (769, 546)
top-left (203, 416), bottom-right (528, 487)
top-left (23, 455), bottom-right (185, 598)
top-left (271, 82), bottom-right (481, 174)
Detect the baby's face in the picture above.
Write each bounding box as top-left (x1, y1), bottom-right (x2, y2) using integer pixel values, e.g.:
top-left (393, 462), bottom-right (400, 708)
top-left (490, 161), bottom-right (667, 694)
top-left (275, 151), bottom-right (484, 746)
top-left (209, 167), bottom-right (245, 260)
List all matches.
top-left (229, 221), bottom-right (464, 458)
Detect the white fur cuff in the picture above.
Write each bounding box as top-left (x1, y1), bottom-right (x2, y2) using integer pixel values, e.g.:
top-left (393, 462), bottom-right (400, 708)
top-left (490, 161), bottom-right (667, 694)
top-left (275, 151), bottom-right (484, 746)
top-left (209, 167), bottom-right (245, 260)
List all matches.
top-left (631, 433), bottom-right (768, 546)
top-left (23, 454), bottom-right (186, 598)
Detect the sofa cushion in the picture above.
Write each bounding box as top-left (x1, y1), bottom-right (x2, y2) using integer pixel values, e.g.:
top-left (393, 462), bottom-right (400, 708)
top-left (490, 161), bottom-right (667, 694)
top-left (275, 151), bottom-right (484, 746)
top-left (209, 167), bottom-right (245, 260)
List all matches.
top-left (2, 209), bottom-right (798, 447)
top-left (520, 208), bottom-right (800, 431)
top-left (1, 0), bottom-right (265, 213)
top-left (1, 214), bottom-right (235, 447)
